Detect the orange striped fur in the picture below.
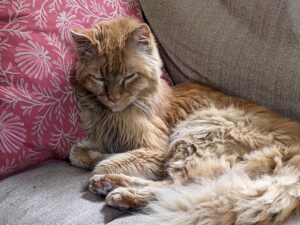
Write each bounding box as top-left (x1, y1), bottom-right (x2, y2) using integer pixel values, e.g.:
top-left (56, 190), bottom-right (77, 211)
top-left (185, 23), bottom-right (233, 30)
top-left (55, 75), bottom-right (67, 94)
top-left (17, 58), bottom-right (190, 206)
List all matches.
top-left (69, 18), bottom-right (300, 225)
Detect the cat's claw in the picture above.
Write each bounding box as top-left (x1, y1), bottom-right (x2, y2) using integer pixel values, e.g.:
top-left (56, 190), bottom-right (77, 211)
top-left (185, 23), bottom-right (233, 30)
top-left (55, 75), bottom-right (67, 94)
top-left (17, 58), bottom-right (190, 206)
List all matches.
top-left (89, 175), bottom-right (117, 196)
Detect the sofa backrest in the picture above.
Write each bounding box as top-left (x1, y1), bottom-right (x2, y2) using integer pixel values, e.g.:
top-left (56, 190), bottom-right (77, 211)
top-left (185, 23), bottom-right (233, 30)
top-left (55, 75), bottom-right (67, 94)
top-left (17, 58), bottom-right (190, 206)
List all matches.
top-left (140, 0), bottom-right (300, 120)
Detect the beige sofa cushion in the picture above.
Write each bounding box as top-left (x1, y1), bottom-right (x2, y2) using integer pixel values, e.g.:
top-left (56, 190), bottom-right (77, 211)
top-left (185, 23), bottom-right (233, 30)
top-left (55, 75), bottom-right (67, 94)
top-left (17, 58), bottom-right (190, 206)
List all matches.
top-left (140, 0), bottom-right (300, 120)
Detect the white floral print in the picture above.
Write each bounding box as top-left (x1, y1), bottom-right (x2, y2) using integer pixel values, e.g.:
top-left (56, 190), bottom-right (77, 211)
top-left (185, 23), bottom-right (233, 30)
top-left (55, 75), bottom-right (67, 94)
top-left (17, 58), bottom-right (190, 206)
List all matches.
top-left (56, 11), bottom-right (83, 40)
top-left (15, 40), bottom-right (51, 80)
top-left (0, 111), bottom-right (26, 154)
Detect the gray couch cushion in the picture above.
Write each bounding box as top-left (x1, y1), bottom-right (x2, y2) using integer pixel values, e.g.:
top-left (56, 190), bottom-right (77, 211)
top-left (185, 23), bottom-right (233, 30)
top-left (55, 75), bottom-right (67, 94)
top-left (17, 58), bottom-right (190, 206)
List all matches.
top-left (0, 161), bottom-right (300, 225)
top-left (0, 162), bottom-right (147, 225)
top-left (140, 0), bottom-right (300, 120)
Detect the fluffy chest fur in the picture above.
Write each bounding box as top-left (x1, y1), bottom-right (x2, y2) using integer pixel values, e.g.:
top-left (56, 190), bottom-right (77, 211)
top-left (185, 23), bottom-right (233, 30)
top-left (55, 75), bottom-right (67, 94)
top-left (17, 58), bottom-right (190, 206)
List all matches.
top-left (80, 104), bottom-right (169, 153)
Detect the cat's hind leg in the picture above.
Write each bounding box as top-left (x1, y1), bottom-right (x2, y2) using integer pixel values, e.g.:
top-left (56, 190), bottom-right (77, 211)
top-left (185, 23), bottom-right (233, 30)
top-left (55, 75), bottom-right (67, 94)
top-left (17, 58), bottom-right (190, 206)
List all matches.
top-left (69, 140), bottom-right (109, 170)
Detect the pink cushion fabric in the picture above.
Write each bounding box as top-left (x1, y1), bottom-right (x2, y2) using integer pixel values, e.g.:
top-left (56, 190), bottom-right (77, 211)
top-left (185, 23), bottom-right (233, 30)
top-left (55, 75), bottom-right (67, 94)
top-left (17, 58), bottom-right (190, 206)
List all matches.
top-left (0, 0), bottom-right (172, 179)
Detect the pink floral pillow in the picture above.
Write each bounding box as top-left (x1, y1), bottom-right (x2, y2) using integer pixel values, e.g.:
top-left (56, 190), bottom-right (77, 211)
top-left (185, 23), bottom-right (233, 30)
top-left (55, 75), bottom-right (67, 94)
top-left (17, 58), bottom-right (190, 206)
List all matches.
top-left (0, 0), bottom-right (172, 179)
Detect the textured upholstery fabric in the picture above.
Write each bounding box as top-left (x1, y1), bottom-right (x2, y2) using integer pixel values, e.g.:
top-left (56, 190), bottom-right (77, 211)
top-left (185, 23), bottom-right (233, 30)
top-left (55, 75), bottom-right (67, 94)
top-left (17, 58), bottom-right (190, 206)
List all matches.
top-left (140, 0), bottom-right (300, 120)
top-left (0, 162), bottom-right (149, 225)
top-left (0, 162), bottom-right (299, 225)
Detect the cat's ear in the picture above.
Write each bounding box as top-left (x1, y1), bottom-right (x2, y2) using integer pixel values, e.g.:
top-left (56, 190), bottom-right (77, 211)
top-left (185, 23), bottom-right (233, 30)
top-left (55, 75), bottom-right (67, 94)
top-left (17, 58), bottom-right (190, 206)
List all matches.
top-left (70, 29), bottom-right (95, 56)
top-left (130, 23), bottom-right (152, 47)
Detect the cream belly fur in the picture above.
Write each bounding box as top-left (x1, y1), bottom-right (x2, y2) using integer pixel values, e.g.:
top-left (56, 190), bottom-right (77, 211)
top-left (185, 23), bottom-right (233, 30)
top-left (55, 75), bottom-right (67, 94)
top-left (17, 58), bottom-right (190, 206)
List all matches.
top-left (88, 105), bottom-right (300, 225)
top-left (142, 106), bottom-right (300, 225)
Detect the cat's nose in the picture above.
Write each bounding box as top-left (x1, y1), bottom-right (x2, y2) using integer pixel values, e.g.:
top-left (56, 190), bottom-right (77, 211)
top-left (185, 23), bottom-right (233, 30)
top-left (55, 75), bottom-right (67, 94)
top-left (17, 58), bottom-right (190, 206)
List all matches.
top-left (107, 95), bottom-right (121, 103)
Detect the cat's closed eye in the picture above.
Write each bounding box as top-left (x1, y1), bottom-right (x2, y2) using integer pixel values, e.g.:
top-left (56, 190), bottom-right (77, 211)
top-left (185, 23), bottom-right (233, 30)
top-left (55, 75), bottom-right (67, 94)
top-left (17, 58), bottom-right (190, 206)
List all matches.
top-left (124, 73), bottom-right (136, 82)
top-left (91, 76), bottom-right (105, 83)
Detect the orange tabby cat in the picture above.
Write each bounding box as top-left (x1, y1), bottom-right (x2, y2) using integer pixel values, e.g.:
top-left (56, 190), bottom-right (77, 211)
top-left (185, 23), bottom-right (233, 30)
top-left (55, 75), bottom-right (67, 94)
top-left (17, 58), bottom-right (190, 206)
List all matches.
top-left (69, 18), bottom-right (300, 225)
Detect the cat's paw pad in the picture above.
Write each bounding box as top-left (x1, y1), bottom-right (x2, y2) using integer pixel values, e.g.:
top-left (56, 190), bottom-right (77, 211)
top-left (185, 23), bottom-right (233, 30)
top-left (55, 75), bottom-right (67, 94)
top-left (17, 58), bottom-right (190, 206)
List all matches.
top-left (89, 175), bottom-right (116, 195)
top-left (105, 188), bottom-right (132, 209)
top-left (89, 174), bottom-right (128, 196)
top-left (105, 187), bottom-right (148, 210)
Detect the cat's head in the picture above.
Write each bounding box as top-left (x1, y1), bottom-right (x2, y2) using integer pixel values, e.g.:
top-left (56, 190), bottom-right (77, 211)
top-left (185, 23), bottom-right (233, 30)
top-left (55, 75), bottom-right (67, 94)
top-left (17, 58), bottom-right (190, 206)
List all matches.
top-left (71, 18), bottom-right (162, 112)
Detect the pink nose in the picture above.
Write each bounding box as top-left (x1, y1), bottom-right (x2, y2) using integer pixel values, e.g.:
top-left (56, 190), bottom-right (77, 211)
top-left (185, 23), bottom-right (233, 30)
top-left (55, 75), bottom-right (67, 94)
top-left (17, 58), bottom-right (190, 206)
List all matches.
top-left (108, 95), bottom-right (120, 103)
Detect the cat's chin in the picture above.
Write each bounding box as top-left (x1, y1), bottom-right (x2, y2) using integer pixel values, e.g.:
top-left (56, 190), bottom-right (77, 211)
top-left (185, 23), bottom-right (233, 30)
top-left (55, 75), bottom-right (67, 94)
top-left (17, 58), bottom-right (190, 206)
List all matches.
top-left (100, 100), bottom-right (131, 112)
top-left (108, 104), bottom-right (130, 112)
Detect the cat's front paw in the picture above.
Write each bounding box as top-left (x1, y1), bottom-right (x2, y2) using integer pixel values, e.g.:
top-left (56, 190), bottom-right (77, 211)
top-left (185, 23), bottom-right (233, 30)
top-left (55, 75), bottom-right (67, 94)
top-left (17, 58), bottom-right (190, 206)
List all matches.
top-left (89, 174), bottom-right (129, 196)
top-left (105, 187), bottom-right (151, 210)
top-left (105, 188), bottom-right (130, 209)
top-left (69, 141), bottom-right (104, 170)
